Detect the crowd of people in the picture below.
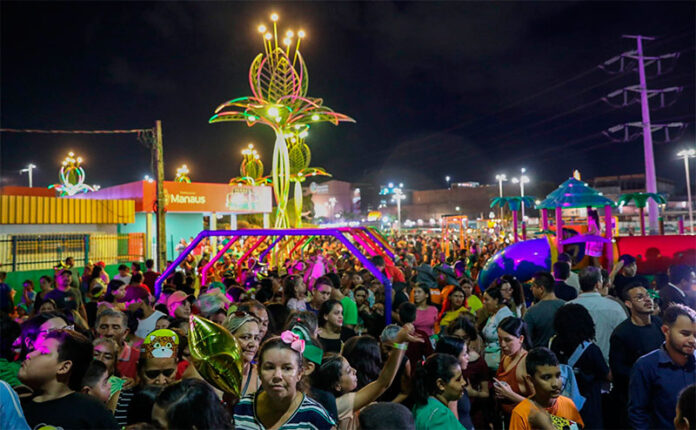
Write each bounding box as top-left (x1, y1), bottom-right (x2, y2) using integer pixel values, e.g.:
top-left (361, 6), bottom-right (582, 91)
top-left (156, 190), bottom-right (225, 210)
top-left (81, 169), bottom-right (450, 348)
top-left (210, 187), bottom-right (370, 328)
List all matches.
top-left (0, 232), bottom-right (694, 430)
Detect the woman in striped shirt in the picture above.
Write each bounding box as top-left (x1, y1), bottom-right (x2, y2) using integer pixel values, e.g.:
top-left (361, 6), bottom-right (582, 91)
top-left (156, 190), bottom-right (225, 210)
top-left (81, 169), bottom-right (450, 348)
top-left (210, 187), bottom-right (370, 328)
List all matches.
top-left (234, 332), bottom-right (336, 430)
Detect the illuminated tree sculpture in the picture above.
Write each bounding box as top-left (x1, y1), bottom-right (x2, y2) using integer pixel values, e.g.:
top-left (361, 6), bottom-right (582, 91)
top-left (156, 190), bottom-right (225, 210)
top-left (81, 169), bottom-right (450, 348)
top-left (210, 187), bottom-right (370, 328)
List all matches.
top-left (175, 164), bottom-right (191, 183)
top-left (48, 151), bottom-right (96, 196)
top-left (230, 143), bottom-right (271, 186)
top-left (210, 13), bottom-right (354, 228)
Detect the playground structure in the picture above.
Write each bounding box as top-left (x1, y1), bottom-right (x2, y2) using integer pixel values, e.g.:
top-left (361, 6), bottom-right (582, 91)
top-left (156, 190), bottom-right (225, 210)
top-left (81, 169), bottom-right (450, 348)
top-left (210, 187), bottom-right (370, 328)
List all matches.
top-left (155, 227), bottom-right (397, 323)
top-left (479, 175), bottom-right (695, 289)
top-left (440, 215), bottom-right (469, 255)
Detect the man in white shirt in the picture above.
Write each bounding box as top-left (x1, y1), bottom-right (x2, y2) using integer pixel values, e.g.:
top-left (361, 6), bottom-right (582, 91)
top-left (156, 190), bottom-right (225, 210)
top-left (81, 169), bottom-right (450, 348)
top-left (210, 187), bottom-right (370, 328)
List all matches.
top-left (113, 265), bottom-right (131, 285)
top-left (122, 285), bottom-right (166, 339)
top-left (570, 266), bottom-right (627, 363)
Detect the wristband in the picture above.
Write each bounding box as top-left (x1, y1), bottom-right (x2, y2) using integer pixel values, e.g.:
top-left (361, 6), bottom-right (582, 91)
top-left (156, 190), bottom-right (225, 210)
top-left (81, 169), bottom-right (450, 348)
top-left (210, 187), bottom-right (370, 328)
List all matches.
top-left (393, 342), bottom-right (407, 350)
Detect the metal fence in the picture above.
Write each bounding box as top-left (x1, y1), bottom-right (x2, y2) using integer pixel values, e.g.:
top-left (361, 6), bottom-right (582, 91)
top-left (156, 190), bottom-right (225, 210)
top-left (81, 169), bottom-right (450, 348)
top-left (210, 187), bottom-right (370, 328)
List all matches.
top-left (0, 233), bottom-right (145, 272)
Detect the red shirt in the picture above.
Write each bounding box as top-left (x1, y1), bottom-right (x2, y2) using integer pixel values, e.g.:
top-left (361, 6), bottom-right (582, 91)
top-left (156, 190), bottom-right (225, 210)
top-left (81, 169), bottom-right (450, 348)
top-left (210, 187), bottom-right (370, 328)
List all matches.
top-left (117, 342), bottom-right (140, 379)
top-left (143, 271), bottom-right (160, 291)
top-left (385, 265), bottom-right (406, 283)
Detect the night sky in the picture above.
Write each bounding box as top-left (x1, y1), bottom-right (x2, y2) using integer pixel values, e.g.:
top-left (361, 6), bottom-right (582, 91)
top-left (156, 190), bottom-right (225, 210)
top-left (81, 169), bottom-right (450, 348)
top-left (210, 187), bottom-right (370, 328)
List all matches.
top-left (1, 2), bottom-right (694, 192)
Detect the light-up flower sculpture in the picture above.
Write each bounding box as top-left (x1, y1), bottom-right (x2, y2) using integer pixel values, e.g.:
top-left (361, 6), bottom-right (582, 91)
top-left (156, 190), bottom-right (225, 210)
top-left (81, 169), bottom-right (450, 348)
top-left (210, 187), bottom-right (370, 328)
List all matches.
top-left (175, 164), bottom-right (191, 183)
top-left (48, 151), bottom-right (96, 196)
top-left (209, 13), bottom-right (354, 228)
top-left (230, 143), bottom-right (271, 186)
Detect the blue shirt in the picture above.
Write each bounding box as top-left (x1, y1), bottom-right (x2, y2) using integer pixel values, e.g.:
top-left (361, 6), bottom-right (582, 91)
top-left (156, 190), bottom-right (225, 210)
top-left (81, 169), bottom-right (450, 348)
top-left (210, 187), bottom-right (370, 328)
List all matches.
top-left (0, 380), bottom-right (29, 430)
top-left (628, 344), bottom-right (696, 430)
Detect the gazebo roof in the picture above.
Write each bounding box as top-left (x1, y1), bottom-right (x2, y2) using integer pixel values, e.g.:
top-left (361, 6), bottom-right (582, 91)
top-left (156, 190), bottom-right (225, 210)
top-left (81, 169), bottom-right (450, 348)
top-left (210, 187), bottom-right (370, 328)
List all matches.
top-left (536, 177), bottom-right (616, 209)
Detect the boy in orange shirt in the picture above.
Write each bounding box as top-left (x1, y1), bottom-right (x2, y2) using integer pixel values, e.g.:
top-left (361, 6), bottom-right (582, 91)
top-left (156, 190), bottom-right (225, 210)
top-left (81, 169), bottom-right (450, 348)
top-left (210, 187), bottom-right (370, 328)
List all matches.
top-left (510, 347), bottom-right (584, 430)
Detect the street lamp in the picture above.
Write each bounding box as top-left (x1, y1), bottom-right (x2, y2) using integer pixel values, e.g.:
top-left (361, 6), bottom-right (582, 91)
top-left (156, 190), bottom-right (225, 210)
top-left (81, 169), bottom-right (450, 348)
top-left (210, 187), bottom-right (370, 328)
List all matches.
top-left (327, 197), bottom-right (337, 220)
top-left (511, 168), bottom-right (530, 220)
top-left (445, 176), bottom-right (451, 189)
top-left (391, 185), bottom-right (406, 232)
top-left (20, 163), bottom-right (37, 187)
top-left (495, 173), bottom-right (507, 219)
top-left (677, 149), bottom-right (695, 234)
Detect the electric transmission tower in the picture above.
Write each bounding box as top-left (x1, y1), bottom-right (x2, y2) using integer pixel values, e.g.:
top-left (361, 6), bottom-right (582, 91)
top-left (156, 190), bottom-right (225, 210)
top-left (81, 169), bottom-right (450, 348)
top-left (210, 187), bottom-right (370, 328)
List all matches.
top-left (601, 35), bottom-right (685, 234)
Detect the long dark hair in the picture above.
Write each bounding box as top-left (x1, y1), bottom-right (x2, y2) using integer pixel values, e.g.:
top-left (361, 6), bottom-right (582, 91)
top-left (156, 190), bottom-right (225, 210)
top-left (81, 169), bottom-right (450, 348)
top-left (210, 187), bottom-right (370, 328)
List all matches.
top-left (412, 283), bottom-right (432, 306)
top-left (126, 385), bottom-right (162, 425)
top-left (343, 335), bottom-right (382, 390)
top-left (501, 275), bottom-right (525, 307)
top-left (283, 275), bottom-right (303, 304)
top-left (311, 353), bottom-right (345, 397)
top-left (483, 283), bottom-right (504, 303)
top-left (89, 265), bottom-right (103, 283)
top-left (104, 279), bottom-right (125, 303)
top-left (550, 303), bottom-right (595, 363)
top-left (446, 287), bottom-right (466, 311)
top-left (498, 316), bottom-right (532, 351)
top-left (435, 335), bottom-right (466, 357)
top-left (318, 299), bottom-right (342, 328)
top-left (413, 353), bottom-right (459, 405)
top-left (445, 316), bottom-right (478, 341)
top-left (155, 379), bottom-right (232, 429)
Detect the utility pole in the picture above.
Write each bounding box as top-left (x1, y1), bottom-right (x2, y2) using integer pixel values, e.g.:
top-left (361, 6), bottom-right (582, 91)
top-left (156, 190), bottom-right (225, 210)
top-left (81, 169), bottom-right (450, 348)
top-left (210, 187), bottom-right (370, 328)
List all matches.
top-left (677, 149), bottom-right (695, 234)
top-left (602, 36), bottom-right (683, 234)
top-left (628, 35), bottom-right (659, 233)
top-left (154, 120), bottom-right (167, 272)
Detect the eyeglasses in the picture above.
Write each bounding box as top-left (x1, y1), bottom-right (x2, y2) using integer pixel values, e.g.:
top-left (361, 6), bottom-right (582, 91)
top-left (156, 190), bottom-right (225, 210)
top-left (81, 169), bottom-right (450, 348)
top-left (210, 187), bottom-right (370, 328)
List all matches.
top-left (144, 368), bottom-right (176, 379)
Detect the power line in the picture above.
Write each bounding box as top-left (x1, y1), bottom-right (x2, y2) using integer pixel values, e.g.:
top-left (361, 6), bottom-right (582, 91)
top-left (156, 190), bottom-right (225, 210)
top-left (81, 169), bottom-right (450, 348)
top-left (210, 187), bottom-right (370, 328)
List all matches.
top-left (366, 62), bottom-right (607, 158)
top-left (0, 128), bottom-right (150, 134)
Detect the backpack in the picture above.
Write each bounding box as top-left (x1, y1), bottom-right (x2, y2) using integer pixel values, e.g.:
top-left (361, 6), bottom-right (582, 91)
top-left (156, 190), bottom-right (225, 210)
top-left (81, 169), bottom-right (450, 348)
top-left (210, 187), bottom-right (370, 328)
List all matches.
top-left (559, 341), bottom-right (590, 410)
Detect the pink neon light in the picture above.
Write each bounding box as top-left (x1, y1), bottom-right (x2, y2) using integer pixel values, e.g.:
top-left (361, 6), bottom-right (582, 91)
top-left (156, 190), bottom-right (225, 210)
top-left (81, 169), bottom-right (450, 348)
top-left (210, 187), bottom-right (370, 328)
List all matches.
top-left (236, 236), bottom-right (268, 280)
top-left (201, 237), bottom-right (240, 286)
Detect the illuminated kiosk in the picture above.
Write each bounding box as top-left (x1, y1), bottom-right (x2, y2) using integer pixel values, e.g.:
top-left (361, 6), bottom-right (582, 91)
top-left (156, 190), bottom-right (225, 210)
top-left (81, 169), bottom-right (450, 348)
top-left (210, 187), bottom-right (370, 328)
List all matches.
top-left (155, 227), bottom-right (397, 323)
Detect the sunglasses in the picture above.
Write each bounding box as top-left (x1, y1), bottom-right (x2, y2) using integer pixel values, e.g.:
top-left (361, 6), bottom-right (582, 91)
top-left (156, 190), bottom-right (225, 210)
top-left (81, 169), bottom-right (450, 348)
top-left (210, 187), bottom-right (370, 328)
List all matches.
top-left (144, 368), bottom-right (176, 379)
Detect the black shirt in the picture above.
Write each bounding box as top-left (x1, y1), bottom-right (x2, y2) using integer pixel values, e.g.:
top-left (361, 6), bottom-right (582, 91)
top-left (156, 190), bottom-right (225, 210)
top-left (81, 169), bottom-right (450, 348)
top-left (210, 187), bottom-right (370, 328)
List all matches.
top-left (570, 343), bottom-right (608, 430)
top-left (609, 317), bottom-right (664, 397)
top-left (554, 281), bottom-right (578, 301)
top-left (22, 392), bottom-right (118, 429)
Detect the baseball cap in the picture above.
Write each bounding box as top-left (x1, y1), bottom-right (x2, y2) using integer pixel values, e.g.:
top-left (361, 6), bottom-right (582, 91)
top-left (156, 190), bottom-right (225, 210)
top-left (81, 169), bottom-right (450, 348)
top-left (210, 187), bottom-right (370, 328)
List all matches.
top-left (619, 254), bottom-right (636, 266)
top-left (166, 290), bottom-right (192, 310)
top-left (121, 285), bottom-right (151, 303)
